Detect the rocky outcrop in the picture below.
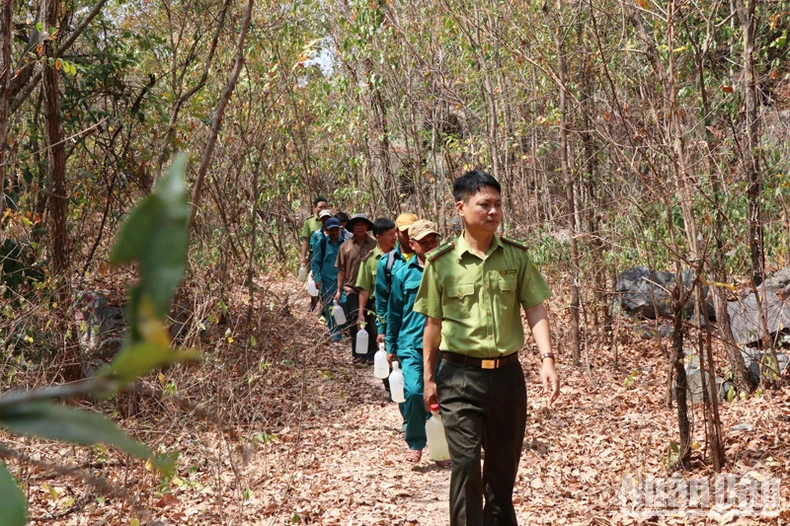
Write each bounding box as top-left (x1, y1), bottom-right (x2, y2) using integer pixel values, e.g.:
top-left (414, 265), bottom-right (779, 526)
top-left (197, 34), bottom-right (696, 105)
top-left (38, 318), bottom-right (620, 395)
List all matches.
top-left (615, 266), bottom-right (701, 319)
top-left (727, 291), bottom-right (790, 346)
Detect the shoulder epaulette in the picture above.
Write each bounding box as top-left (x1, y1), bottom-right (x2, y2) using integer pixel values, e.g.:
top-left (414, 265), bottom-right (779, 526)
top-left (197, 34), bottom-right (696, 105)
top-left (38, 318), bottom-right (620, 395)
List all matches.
top-left (427, 242), bottom-right (455, 262)
top-left (361, 251), bottom-right (374, 262)
top-left (501, 236), bottom-right (528, 250)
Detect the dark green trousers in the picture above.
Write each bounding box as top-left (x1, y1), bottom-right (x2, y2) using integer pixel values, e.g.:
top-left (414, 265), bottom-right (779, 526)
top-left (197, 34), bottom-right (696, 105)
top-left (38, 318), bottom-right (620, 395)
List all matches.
top-left (437, 358), bottom-right (527, 526)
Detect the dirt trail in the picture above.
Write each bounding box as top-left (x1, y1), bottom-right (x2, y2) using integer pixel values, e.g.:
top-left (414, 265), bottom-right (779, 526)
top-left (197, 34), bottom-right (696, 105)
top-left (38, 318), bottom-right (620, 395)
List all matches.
top-left (255, 287), bottom-right (451, 525)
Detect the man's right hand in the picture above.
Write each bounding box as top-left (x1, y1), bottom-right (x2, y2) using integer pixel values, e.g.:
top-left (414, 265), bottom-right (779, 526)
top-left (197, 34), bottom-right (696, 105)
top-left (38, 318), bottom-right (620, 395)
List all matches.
top-left (334, 290), bottom-right (341, 303)
top-left (424, 379), bottom-right (438, 411)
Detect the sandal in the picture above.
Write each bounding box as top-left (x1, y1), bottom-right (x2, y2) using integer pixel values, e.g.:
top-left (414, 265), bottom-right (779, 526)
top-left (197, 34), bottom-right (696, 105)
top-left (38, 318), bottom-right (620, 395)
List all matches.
top-left (435, 459), bottom-right (451, 469)
top-left (405, 449), bottom-right (423, 463)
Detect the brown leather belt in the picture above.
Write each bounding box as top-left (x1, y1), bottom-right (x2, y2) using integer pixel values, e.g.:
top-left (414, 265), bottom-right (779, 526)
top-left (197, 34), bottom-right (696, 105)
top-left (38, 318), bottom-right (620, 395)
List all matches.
top-left (442, 351), bottom-right (519, 369)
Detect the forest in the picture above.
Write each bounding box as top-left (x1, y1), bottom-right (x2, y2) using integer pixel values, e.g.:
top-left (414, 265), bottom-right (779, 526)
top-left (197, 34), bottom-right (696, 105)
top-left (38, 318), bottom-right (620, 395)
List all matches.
top-left (0, 0), bottom-right (789, 523)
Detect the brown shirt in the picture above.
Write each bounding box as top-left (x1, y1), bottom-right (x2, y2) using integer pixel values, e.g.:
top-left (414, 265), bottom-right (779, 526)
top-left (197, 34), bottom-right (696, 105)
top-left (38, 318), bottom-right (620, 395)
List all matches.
top-left (336, 235), bottom-right (377, 294)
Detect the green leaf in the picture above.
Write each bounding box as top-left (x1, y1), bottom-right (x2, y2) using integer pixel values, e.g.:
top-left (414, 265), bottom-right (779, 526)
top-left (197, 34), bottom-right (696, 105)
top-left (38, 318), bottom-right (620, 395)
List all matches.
top-left (0, 463), bottom-right (27, 526)
top-left (102, 342), bottom-right (200, 383)
top-left (0, 403), bottom-right (150, 460)
top-left (110, 154), bottom-right (190, 335)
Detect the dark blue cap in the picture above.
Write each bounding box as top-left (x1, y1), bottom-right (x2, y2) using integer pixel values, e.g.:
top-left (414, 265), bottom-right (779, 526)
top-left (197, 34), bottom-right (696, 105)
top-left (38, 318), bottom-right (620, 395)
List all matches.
top-left (326, 218), bottom-right (341, 229)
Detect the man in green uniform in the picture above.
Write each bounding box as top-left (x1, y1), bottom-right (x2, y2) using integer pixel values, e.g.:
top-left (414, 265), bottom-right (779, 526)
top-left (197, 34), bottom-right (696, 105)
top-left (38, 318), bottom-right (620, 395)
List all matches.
top-left (300, 197), bottom-right (329, 312)
top-left (300, 197), bottom-right (329, 267)
top-left (414, 170), bottom-right (560, 526)
top-left (355, 218), bottom-right (397, 361)
top-left (386, 220), bottom-right (440, 463)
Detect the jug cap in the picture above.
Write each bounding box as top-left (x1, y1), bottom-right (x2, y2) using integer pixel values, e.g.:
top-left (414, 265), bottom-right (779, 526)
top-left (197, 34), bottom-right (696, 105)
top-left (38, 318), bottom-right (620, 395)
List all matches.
top-left (430, 403), bottom-right (439, 412)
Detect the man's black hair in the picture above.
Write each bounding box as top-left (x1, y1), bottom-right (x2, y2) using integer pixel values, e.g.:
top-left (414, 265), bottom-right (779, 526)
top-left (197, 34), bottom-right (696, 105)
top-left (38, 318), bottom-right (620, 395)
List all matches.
top-left (313, 196), bottom-right (328, 207)
top-left (372, 218), bottom-right (396, 237)
top-left (336, 212), bottom-right (349, 224)
top-left (453, 170), bottom-right (501, 203)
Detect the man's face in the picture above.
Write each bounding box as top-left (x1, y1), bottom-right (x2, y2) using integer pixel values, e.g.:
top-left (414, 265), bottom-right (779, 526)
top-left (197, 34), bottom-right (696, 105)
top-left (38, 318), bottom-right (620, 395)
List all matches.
top-left (376, 227), bottom-right (398, 253)
top-left (314, 201), bottom-right (328, 215)
top-left (411, 233), bottom-right (440, 258)
top-left (353, 222), bottom-right (369, 238)
top-left (327, 227), bottom-right (340, 242)
top-left (397, 228), bottom-right (411, 249)
top-left (456, 186), bottom-right (501, 233)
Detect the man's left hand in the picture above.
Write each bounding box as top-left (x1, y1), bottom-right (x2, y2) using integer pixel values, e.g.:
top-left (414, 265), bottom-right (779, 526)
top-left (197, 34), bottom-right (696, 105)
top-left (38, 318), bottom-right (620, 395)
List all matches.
top-left (541, 360), bottom-right (560, 404)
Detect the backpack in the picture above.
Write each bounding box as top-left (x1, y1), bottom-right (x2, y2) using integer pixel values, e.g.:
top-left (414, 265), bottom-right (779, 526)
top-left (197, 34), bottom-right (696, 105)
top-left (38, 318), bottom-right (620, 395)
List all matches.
top-left (384, 250), bottom-right (397, 294)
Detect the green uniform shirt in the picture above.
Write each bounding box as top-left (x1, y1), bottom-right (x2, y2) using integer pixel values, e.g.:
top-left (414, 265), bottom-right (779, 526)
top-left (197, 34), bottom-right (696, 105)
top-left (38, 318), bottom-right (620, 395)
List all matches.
top-left (300, 215), bottom-right (322, 240)
top-left (413, 232), bottom-right (552, 358)
top-left (356, 246), bottom-right (383, 298)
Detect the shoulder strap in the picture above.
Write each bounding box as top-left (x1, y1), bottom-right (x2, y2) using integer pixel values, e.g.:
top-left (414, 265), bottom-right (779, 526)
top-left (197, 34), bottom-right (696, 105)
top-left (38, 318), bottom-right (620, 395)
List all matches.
top-left (501, 236), bottom-right (528, 251)
top-left (427, 242), bottom-right (455, 262)
top-left (320, 233), bottom-right (328, 257)
top-left (384, 250), bottom-right (397, 294)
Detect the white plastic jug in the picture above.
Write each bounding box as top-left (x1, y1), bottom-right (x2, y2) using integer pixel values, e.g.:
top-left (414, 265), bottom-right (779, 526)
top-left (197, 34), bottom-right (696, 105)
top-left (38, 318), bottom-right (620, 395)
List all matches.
top-left (307, 277), bottom-right (319, 297)
top-left (389, 362), bottom-right (405, 403)
top-left (333, 301), bottom-right (347, 325)
top-left (298, 265), bottom-right (308, 283)
top-left (355, 327), bottom-right (369, 356)
top-left (374, 343), bottom-right (389, 379)
top-left (425, 403), bottom-right (450, 461)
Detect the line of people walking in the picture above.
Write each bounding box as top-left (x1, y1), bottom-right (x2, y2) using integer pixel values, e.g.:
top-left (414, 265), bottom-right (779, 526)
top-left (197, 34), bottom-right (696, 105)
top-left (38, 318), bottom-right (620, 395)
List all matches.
top-left (298, 171), bottom-right (561, 526)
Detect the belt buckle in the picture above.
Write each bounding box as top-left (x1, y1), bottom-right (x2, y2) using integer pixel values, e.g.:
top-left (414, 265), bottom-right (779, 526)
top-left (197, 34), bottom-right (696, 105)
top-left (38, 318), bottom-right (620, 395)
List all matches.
top-left (481, 359), bottom-right (496, 370)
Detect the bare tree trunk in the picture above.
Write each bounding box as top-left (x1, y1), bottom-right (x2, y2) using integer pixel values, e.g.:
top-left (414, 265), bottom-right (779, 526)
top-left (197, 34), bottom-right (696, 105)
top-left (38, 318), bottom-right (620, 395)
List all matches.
top-left (670, 292), bottom-right (691, 470)
top-left (43, 0), bottom-right (69, 278)
top-left (698, 281), bottom-right (725, 470)
top-left (0, 0), bottom-right (12, 221)
top-left (43, 0), bottom-right (81, 381)
top-left (548, 6), bottom-right (581, 364)
top-left (190, 0), bottom-right (254, 227)
top-left (667, 0), bottom-right (692, 469)
top-left (735, 0), bottom-right (764, 285)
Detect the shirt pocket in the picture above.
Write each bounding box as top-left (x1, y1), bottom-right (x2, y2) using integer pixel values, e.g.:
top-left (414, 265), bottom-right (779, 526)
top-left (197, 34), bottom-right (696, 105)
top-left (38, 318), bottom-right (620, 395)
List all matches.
top-left (499, 274), bottom-right (517, 292)
top-left (446, 283), bottom-right (476, 317)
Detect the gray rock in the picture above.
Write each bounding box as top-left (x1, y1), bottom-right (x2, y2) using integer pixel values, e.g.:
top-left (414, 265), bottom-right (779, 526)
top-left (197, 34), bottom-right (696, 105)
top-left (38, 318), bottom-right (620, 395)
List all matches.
top-left (635, 323), bottom-right (675, 339)
top-left (615, 266), bottom-right (696, 319)
top-left (727, 292), bottom-right (790, 345)
top-left (763, 267), bottom-right (790, 296)
top-left (74, 291), bottom-right (126, 358)
top-left (739, 348), bottom-right (789, 383)
top-left (683, 367), bottom-right (728, 403)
